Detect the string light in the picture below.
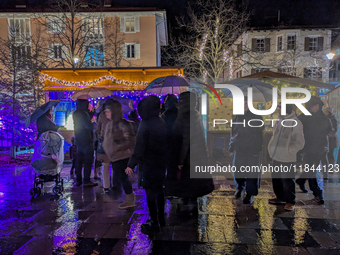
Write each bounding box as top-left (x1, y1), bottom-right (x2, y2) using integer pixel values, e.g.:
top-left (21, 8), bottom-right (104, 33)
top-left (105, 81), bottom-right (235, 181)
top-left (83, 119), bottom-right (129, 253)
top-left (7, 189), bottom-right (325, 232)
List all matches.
top-left (39, 74), bottom-right (149, 87)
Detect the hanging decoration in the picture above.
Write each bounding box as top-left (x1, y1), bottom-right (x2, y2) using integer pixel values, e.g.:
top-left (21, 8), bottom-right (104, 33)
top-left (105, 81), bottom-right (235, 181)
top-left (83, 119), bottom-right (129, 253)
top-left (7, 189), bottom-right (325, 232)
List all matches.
top-left (39, 74), bottom-right (149, 88)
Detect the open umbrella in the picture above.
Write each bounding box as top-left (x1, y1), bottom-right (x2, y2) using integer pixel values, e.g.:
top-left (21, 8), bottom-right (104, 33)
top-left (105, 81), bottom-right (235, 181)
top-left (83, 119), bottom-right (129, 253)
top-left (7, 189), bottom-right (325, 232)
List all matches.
top-left (112, 96), bottom-right (133, 113)
top-left (144, 76), bottom-right (191, 94)
top-left (71, 87), bottom-right (113, 99)
top-left (26, 100), bottom-right (60, 128)
top-left (219, 78), bottom-right (278, 102)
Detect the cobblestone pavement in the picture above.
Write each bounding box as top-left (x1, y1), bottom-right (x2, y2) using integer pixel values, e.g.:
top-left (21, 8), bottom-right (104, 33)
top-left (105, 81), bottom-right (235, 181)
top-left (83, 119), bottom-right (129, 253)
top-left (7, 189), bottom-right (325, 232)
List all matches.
top-left (0, 164), bottom-right (340, 255)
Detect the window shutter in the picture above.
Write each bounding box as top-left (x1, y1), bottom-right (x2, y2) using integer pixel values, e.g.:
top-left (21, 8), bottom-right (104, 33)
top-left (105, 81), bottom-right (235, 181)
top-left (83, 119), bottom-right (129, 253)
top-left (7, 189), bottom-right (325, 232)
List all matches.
top-left (135, 43), bottom-right (140, 58)
top-left (121, 44), bottom-right (126, 58)
top-left (265, 38), bottom-right (270, 52)
top-left (120, 17), bottom-right (125, 32)
top-left (61, 45), bottom-right (67, 59)
top-left (251, 68), bottom-right (255, 74)
top-left (252, 39), bottom-right (256, 52)
top-left (135, 17), bottom-right (140, 32)
top-left (317, 37), bottom-right (324, 51)
top-left (48, 45), bottom-right (54, 59)
top-left (304, 37), bottom-right (309, 51)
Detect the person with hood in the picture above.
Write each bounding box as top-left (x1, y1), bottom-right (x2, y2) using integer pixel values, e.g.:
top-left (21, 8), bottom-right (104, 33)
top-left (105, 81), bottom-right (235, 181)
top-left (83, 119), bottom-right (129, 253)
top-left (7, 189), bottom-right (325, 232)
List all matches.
top-left (161, 94), bottom-right (179, 195)
top-left (125, 96), bottom-right (167, 233)
top-left (268, 104), bottom-right (305, 211)
top-left (323, 107), bottom-right (338, 177)
top-left (73, 99), bottom-right (98, 187)
top-left (229, 98), bottom-right (264, 204)
top-left (172, 92), bottom-right (214, 207)
top-left (96, 98), bottom-right (115, 192)
top-left (36, 109), bottom-right (59, 139)
top-left (103, 100), bottom-right (136, 209)
top-left (296, 96), bottom-right (332, 204)
top-left (128, 109), bottom-right (141, 134)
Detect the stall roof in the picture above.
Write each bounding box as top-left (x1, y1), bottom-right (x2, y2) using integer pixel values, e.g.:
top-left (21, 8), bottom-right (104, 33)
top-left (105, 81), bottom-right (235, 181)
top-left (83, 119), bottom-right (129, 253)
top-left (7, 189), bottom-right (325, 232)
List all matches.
top-left (242, 71), bottom-right (334, 89)
top-left (39, 67), bottom-right (183, 91)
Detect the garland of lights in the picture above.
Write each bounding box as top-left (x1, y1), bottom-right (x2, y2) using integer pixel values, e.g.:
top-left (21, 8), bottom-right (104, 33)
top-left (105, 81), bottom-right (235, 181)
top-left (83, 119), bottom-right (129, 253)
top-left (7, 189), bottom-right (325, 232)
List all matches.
top-left (39, 74), bottom-right (149, 87)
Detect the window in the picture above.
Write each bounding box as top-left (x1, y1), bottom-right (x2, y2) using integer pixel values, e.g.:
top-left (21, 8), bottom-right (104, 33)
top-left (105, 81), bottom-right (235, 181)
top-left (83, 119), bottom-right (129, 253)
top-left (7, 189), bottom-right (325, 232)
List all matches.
top-left (85, 44), bottom-right (104, 67)
top-left (278, 67), bottom-right (297, 76)
top-left (304, 37), bottom-right (324, 51)
top-left (49, 44), bottom-right (66, 59)
top-left (277, 35), bottom-right (283, 51)
top-left (122, 43), bottom-right (140, 59)
top-left (84, 18), bottom-right (104, 39)
top-left (125, 17), bottom-right (135, 32)
top-left (236, 70), bottom-right (242, 78)
top-left (8, 18), bottom-right (30, 41)
top-left (304, 67), bottom-right (322, 79)
top-left (11, 44), bottom-right (31, 61)
top-left (287, 35), bottom-right (296, 50)
top-left (251, 38), bottom-right (270, 52)
top-left (236, 43), bottom-right (242, 56)
top-left (120, 17), bottom-right (140, 33)
top-left (256, 39), bottom-right (265, 52)
top-left (47, 18), bottom-right (64, 34)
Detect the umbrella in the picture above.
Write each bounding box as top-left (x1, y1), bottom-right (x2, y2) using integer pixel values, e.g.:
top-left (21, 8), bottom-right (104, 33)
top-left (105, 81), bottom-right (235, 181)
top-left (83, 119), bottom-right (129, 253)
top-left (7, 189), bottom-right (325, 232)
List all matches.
top-left (26, 100), bottom-right (60, 128)
top-left (144, 76), bottom-right (191, 94)
top-left (112, 96), bottom-right (133, 113)
top-left (71, 87), bottom-right (113, 99)
top-left (219, 78), bottom-right (278, 102)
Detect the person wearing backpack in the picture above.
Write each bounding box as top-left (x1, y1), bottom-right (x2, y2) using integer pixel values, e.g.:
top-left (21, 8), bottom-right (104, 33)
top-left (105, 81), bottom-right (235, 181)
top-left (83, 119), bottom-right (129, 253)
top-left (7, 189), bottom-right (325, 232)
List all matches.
top-left (103, 100), bottom-right (136, 209)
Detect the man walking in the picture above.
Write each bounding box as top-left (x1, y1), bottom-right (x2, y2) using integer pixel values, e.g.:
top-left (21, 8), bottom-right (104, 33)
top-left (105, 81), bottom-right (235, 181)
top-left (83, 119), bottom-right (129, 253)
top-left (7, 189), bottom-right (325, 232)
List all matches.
top-left (268, 104), bottom-right (305, 211)
top-left (73, 99), bottom-right (98, 187)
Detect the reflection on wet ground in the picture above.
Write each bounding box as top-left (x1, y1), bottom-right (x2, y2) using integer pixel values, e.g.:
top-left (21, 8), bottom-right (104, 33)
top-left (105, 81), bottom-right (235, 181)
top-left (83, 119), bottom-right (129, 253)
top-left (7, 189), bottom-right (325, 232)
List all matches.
top-left (0, 165), bottom-right (340, 254)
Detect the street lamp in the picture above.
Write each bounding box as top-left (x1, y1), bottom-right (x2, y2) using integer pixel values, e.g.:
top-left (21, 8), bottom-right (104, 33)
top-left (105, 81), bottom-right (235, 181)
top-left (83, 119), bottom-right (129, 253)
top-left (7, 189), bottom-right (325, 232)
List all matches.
top-left (74, 57), bottom-right (79, 64)
top-left (326, 53), bottom-right (335, 60)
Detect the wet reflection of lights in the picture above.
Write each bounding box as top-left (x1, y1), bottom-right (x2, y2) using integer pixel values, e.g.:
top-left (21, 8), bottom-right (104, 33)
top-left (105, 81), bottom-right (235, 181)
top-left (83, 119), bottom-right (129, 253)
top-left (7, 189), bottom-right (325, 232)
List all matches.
top-left (253, 198), bottom-right (276, 255)
top-left (293, 207), bottom-right (309, 245)
top-left (0, 192), bottom-right (4, 197)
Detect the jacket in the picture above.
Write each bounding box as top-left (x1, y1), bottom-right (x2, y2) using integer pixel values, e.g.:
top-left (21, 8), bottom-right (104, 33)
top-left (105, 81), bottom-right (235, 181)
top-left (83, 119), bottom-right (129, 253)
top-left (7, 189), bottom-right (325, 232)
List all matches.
top-left (73, 99), bottom-right (94, 148)
top-left (268, 112), bottom-right (305, 162)
top-left (96, 111), bottom-right (110, 163)
top-left (326, 113), bottom-right (339, 149)
top-left (229, 110), bottom-right (264, 154)
top-left (36, 115), bottom-right (59, 139)
top-left (102, 100), bottom-right (135, 163)
top-left (127, 96), bottom-right (167, 189)
top-left (298, 109), bottom-right (332, 155)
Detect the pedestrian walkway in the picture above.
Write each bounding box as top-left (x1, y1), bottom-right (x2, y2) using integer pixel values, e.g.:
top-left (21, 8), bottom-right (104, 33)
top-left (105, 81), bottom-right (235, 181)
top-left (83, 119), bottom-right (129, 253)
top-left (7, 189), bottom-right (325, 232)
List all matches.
top-left (0, 164), bottom-right (340, 254)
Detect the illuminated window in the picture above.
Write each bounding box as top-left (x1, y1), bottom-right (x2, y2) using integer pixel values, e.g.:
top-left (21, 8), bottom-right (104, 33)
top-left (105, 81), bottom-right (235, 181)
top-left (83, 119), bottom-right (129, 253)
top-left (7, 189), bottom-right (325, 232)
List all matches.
top-left (85, 44), bottom-right (104, 67)
top-left (125, 17), bottom-right (135, 32)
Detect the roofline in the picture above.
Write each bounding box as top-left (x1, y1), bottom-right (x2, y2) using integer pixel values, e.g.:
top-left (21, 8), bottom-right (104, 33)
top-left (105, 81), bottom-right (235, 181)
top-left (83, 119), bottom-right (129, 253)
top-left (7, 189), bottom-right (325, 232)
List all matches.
top-left (0, 7), bottom-right (166, 13)
top-left (39, 66), bottom-right (182, 72)
top-left (246, 25), bottom-right (339, 31)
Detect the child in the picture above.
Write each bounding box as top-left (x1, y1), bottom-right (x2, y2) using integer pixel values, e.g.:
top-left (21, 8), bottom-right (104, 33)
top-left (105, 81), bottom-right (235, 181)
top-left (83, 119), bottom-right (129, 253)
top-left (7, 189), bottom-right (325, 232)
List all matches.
top-left (69, 136), bottom-right (77, 175)
top-left (125, 96), bottom-right (167, 233)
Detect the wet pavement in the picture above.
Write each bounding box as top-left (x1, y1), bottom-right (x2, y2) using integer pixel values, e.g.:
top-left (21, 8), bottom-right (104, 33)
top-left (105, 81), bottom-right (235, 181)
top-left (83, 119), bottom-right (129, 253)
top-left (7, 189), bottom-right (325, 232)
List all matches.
top-left (0, 164), bottom-right (340, 255)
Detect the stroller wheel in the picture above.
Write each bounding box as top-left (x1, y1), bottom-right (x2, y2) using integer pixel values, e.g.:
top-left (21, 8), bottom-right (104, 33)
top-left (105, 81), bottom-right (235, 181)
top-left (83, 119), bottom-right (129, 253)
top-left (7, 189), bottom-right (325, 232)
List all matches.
top-left (30, 188), bottom-right (36, 197)
top-left (36, 187), bottom-right (41, 197)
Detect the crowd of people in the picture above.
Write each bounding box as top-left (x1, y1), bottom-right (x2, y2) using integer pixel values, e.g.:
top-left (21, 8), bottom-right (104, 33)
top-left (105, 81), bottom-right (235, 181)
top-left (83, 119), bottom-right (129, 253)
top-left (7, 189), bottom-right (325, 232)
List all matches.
top-left (35, 92), bottom-right (338, 233)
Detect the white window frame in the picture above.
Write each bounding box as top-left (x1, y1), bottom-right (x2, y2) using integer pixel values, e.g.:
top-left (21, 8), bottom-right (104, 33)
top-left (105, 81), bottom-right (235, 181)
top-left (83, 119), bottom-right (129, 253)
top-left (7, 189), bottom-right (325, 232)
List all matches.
top-left (307, 35), bottom-right (320, 51)
top-left (278, 66), bottom-right (297, 76)
top-left (47, 18), bottom-right (65, 34)
top-left (125, 43), bottom-right (136, 59)
top-left (51, 44), bottom-right (63, 60)
top-left (277, 35), bottom-right (283, 52)
top-left (286, 34), bottom-right (297, 51)
top-left (84, 18), bottom-right (104, 40)
top-left (85, 44), bottom-right (105, 67)
top-left (8, 18), bottom-right (31, 42)
top-left (125, 17), bottom-right (135, 33)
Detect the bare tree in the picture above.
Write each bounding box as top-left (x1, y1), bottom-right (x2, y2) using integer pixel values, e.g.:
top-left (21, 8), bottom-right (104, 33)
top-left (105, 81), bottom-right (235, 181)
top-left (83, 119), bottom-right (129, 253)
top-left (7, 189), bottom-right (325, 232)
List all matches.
top-left (168, 0), bottom-right (250, 83)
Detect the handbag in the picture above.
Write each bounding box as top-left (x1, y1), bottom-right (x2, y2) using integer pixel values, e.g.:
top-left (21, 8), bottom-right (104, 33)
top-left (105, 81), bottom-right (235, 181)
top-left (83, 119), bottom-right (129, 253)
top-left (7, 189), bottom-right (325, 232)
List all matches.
top-left (97, 135), bottom-right (105, 154)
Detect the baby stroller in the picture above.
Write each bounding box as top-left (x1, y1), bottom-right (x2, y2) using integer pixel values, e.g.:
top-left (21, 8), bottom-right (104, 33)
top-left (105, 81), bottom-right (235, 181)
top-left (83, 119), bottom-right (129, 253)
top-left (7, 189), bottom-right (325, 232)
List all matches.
top-left (30, 131), bottom-right (64, 198)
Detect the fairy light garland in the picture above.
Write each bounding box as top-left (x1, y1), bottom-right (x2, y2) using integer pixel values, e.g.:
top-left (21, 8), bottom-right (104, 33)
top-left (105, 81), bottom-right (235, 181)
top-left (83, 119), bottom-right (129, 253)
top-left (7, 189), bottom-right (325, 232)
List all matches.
top-left (39, 74), bottom-right (149, 87)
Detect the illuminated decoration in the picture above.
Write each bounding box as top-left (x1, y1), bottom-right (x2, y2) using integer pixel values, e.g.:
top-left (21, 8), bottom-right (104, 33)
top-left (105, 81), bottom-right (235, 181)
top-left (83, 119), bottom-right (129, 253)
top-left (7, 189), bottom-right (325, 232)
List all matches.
top-left (39, 74), bottom-right (149, 88)
top-left (65, 114), bottom-right (74, 130)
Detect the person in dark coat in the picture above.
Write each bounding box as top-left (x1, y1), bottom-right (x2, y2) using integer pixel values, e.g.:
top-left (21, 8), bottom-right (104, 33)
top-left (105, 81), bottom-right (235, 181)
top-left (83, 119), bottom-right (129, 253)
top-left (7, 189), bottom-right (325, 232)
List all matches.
top-left (126, 96), bottom-right (167, 233)
top-left (229, 98), bottom-right (264, 204)
top-left (69, 136), bottom-right (77, 176)
top-left (296, 96), bottom-right (332, 204)
top-left (73, 99), bottom-right (98, 187)
top-left (36, 110), bottom-right (59, 139)
top-left (161, 94), bottom-right (179, 194)
top-left (172, 92), bottom-right (214, 202)
top-left (128, 109), bottom-right (141, 134)
top-left (324, 107), bottom-right (338, 166)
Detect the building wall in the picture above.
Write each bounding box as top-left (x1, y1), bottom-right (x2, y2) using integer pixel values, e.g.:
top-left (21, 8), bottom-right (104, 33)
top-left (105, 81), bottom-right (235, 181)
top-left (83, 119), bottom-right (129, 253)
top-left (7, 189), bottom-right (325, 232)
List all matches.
top-left (231, 29), bottom-right (332, 79)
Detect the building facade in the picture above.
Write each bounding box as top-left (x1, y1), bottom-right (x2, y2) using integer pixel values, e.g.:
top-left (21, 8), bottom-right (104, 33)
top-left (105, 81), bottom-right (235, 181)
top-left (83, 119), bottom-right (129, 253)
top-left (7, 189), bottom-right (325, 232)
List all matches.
top-left (230, 28), bottom-right (332, 81)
